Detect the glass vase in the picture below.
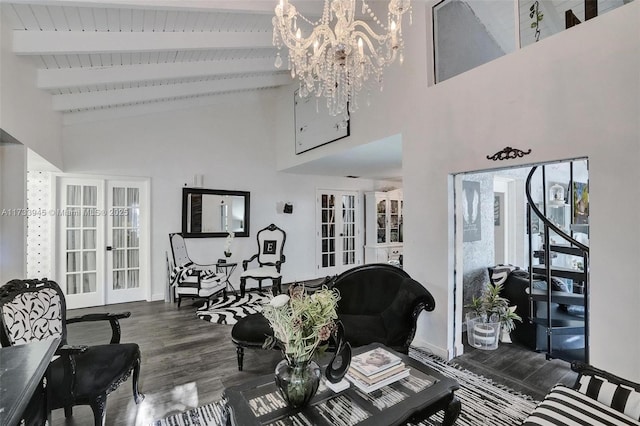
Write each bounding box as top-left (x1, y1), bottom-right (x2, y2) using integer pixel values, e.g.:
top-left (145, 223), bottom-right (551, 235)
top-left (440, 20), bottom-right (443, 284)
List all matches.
top-left (274, 358), bottom-right (321, 408)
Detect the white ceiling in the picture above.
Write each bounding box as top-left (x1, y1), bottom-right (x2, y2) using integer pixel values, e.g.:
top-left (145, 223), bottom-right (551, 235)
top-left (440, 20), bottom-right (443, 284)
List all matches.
top-left (2, 0), bottom-right (294, 115)
top-left (1, 0), bottom-right (404, 180)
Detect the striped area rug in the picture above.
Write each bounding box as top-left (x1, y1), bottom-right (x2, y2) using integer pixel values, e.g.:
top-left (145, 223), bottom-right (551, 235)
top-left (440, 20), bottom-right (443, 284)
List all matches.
top-left (195, 292), bottom-right (269, 325)
top-left (152, 347), bottom-right (539, 426)
top-left (409, 347), bottom-right (539, 425)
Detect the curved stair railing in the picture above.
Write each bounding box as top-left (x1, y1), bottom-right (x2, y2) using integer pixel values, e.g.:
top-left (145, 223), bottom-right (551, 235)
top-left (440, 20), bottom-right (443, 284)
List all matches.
top-left (525, 164), bottom-right (589, 364)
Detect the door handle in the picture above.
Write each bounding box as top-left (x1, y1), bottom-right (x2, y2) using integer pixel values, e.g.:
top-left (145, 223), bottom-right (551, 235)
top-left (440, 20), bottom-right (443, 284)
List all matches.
top-left (106, 246), bottom-right (113, 251)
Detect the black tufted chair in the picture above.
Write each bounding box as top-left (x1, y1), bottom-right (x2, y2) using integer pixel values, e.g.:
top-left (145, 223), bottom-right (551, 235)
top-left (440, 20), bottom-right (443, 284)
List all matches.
top-left (0, 279), bottom-right (144, 426)
top-left (330, 263), bottom-right (436, 354)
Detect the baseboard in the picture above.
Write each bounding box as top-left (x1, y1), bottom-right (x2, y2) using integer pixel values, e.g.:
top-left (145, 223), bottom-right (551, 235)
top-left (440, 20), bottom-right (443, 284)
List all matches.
top-left (151, 292), bottom-right (165, 302)
top-left (411, 337), bottom-right (451, 360)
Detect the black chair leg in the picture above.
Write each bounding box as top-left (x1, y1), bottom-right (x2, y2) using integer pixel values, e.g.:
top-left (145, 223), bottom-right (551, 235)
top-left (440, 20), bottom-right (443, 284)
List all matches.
top-left (90, 394), bottom-right (107, 426)
top-left (237, 346), bottom-right (244, 371)
top-left (177, 296), bottom-right (182, 307)
top-left (64, 405), bottom-right (73, 418)
top-left (132, 357), bottom-right (145, 404)
top-left (240, 277), bottom-right (246, 297)
top-left (273, 278), bottom-right (282, 295)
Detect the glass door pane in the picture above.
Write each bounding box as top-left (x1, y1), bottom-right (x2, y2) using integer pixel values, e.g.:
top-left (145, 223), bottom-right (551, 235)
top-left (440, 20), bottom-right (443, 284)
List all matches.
top-left (106, 181), bottom-right (146, 304)
top-left (320, 194), bottom-right (336, 268)
top-left (111, 186), bottom-right (140, 290)
top-left (317, 190), bottom-right (361, 274)
top-left (58, 178), bottom-right (105, 309)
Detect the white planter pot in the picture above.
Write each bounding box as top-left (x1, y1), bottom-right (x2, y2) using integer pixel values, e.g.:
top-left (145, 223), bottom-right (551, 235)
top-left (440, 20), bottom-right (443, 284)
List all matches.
top-left (466, 315), bottom-right (501, 350)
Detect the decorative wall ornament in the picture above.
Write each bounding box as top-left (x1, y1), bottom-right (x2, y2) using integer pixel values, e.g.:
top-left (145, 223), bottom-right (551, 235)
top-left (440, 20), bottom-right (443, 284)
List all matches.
top-left (486, 147), bottom-right (532, 161)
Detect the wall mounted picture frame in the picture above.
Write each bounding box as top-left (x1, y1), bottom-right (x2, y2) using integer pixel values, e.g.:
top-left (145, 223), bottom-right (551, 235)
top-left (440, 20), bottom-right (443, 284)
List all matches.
top-left (294, 90), bottom-right (350, 155)
top-left (462, 180), bottom-right (482, 242)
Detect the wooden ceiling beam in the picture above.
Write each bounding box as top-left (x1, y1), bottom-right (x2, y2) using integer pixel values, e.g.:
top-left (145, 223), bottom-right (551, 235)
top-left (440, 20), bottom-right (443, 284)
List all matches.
top-left (38, 57), bottom-right (281, 89)
top-left (13, 30), bottom-right (273, 55)
top-left (51, 73), bottom-right (291, 110)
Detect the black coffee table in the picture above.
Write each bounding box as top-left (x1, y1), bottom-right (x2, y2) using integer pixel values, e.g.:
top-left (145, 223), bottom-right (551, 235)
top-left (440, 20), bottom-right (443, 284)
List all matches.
top-left (224, 343), bottom-right (461, 426)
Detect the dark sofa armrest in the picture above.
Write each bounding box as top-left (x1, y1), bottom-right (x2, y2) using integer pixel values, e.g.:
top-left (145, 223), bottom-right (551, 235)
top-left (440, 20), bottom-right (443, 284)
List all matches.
top-left (571, 361), bottom-right (640, 392)
top-left (400, 293), bottom-right (437, 354)
top-left (67, 312), bottom-right (131, 344)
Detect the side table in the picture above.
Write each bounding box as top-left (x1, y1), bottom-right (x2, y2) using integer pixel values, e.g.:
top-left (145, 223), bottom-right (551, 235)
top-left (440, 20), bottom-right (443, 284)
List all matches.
top-left (217, 261), bottom-right (238, 293)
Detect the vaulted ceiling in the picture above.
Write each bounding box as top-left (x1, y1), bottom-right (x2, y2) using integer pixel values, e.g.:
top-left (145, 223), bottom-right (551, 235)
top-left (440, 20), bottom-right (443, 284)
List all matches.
top-left (2, 1), bottom-right (300, 118)
top-left (2, 0), bottom-right (404, 180)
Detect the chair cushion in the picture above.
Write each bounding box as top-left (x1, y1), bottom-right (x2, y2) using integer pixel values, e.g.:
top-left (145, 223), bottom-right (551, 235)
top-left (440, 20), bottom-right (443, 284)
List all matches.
top-left (240, 266), bottom-right (281, 279)
top-left (577, 375), bottom-right (640, 420)
top-left (522, 385), bottom-right (640, 425)
top-left (175, 280), bottom-right (225, 297)
top-left (49, 343), bottom-right (140, 408)
top-left (231, 313), bottom-right (273, 348)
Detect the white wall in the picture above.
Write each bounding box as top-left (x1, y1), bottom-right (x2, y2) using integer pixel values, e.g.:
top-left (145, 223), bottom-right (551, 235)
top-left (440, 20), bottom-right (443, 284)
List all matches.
top-left (404, 2), bottom-right (639, 378)
top-left (0, 10), bottom-right (64, 169)
top-left (273, 1), bottom-right (640, 380)
top-left (0, 144), bottom-right (26, 283)
top-left (62, 91), bottom-right (387, 301)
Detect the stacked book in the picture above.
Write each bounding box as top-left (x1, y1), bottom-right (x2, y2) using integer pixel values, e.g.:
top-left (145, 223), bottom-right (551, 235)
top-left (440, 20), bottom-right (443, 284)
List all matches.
top-left (345, 347), bottom-right (410, 393)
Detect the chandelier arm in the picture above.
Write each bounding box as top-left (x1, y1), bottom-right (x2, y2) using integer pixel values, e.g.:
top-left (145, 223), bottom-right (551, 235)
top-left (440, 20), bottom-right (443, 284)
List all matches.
top-left (351, 21), bottom-right (394, 43)
top-left (278, 24), bottom-right (336, 52)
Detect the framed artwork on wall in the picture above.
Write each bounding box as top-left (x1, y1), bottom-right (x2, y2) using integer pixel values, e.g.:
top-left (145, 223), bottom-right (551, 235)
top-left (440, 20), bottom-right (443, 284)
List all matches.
top-left (462, 180), bottom-right (481, 242)
top-left (294, 90), bottom-right (350, 155)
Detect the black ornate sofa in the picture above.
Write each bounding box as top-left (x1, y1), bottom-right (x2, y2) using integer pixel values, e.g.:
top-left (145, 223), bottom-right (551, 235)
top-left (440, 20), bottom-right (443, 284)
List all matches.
top-left (330, 263), bottom-right (436, 354)
top-left (231, 264), bottom-right (435, 370)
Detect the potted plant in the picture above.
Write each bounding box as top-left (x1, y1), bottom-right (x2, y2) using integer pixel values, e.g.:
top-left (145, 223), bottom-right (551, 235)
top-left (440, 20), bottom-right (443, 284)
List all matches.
top-left (262, 285), bottom-right (348, 408)
top-left (466, 282), bottom-right (522, 348)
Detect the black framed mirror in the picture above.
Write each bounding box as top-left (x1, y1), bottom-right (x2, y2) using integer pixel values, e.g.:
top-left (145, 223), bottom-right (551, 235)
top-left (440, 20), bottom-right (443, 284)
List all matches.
top-left (182, 188), bottom-right (250, 238)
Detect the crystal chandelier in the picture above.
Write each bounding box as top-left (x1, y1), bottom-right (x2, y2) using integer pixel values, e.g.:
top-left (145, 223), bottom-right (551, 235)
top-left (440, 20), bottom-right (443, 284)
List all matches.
top-left (273, 0), bottom-right (412, 117)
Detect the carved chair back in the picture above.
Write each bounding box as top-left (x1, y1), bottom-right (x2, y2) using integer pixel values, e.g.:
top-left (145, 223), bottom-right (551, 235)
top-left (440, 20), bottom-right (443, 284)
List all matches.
top-left (256, 224), bottom-right (286, 268)
top-left (169, 233), bottom-right (191, 266)
top-left (0, 279), bottom-right (67, 347)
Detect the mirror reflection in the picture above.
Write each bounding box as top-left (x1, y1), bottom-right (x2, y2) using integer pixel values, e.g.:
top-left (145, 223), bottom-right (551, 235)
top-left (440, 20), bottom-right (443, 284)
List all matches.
top-left (182, 188), bottom-right (250, 237)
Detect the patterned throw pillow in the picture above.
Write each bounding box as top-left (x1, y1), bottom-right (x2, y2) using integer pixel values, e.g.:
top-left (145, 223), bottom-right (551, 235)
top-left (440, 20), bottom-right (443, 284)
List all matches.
top-left (578, 375), bottom-right (640, 421)
top-left (488, 264), bottom-right (519, 286)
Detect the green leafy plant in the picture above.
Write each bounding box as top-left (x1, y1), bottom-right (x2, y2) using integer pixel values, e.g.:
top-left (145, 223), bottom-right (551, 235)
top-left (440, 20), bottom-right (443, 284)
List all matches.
top-left (466, 282), bottom-right (522, 333)
top-left (529, 1), bottom-right (544, 42)
top-left (262, 285), bottom-right (340, 363)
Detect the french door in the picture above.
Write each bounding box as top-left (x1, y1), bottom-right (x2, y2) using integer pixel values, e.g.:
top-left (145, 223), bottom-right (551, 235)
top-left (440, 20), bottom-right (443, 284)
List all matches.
top-left (57, 177), bottom-right (148, 308)
top-left (316, 190), bottom-right (362, 276)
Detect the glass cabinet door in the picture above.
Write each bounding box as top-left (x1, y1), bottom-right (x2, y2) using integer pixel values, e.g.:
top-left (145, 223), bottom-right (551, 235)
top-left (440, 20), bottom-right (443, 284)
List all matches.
top-left (376, 198), bottom-right (387, 243)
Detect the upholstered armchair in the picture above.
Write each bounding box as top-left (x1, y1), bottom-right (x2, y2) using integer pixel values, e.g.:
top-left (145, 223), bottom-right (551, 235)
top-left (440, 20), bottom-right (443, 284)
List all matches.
top-left (330, 263), bottom-right (436, 354)
top-left (0, 279), bottom-right (144, 426)
top-left (239, 224), bottom-right (286, 297)
top-left (169, 233), bottom-right (226, 307)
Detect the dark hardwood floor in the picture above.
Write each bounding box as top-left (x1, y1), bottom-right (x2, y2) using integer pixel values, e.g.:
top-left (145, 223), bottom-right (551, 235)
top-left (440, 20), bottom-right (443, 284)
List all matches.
top-left (52, 298), bottom-right (576, 425)
top-left (452, 335), bottom-right (577, 401)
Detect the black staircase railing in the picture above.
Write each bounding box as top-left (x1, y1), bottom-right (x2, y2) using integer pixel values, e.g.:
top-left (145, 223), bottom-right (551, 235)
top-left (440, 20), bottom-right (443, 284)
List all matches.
top-left (525, 164), bottom-right (590, 364)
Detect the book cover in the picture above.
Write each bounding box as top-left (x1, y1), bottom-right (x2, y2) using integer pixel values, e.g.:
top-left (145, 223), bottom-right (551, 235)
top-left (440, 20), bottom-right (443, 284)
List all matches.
top-left (346, 368), bottom-right (411, 393)
top-left (348, 363), bottom-right (406, 385)
top-left (350, 347), bottom-right (402, 376)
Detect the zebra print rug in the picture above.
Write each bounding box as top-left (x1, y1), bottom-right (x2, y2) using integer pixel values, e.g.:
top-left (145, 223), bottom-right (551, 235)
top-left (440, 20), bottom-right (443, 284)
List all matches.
top-left (195, 292), bottom-right (269, 325)
top-left (152, 347), bottom-right (539, 426)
